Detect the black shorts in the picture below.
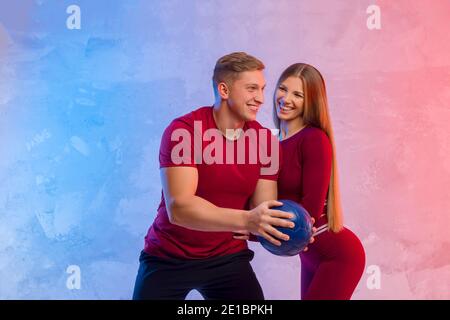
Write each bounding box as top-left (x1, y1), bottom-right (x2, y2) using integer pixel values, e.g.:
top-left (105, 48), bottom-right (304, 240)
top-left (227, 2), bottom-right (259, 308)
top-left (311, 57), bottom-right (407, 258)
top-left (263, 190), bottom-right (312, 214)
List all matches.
top-left (132, 249), bottom-right (264, 300)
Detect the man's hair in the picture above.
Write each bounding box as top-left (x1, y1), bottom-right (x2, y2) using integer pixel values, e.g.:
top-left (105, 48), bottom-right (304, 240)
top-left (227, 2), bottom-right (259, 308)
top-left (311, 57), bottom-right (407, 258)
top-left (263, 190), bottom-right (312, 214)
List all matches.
top-left (212, 52), bottom-right (265, 94)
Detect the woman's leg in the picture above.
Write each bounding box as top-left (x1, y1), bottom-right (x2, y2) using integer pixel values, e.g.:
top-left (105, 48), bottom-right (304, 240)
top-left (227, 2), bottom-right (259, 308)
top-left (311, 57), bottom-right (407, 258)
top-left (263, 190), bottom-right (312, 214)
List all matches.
top-left (301, 228), bottom-right (365, 300)
top-left (300, 252), bottom-right (319, 299)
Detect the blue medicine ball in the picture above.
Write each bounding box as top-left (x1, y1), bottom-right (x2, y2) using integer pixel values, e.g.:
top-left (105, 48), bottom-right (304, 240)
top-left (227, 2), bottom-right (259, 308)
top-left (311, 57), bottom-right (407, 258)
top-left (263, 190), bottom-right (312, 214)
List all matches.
top-left (258, 200), bottom-right (313, 256)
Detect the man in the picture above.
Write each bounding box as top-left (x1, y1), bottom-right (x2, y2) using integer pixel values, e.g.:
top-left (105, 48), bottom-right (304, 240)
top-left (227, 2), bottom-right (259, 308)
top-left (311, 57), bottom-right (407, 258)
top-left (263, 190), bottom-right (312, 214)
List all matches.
top-left (133, 52), bottom-right (312, 300)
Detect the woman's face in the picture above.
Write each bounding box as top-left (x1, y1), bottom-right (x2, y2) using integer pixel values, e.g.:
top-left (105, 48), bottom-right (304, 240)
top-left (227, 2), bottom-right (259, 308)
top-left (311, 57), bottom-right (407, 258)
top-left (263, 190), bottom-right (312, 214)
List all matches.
top-left (275, 76), bottom-right (305, 121)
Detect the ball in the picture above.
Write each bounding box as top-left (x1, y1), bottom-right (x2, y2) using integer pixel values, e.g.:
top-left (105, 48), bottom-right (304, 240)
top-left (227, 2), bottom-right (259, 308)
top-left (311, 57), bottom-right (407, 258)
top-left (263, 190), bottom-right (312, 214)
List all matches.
top-left (258, 200), bottom-right (313, 256)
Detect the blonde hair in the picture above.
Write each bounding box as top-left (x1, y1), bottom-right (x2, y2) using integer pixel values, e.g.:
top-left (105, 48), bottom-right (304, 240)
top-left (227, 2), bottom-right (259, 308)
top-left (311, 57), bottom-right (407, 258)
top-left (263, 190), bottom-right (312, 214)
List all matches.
top-left (273, 63), bottom-right (344, 232)
top-left (213, 52), bottom-right (265, 97)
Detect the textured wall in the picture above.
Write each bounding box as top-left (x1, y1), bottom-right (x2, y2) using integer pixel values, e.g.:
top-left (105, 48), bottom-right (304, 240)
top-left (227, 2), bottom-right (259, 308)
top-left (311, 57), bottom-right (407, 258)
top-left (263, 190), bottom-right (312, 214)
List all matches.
top-left (0, 0), bottom-right (448, 299)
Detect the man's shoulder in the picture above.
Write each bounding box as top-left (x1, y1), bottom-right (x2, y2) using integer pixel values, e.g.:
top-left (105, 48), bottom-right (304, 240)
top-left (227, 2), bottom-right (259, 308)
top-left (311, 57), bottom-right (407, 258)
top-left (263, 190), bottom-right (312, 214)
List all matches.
top-left (167, 106), bottom-right (212, 130)
top-left (246, 120), bottom-right (277, 136)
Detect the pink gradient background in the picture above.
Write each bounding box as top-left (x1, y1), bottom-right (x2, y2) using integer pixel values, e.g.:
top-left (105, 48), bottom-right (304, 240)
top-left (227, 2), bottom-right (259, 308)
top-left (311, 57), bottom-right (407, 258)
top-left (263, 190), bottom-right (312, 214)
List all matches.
top-left (251, 0), bottom-right (450, 299)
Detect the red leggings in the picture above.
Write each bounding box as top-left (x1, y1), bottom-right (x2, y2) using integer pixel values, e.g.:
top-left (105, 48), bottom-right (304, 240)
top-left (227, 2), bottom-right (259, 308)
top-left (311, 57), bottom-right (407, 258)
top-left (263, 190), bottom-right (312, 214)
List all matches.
top-left (299, 227), bottom-right (365, 300)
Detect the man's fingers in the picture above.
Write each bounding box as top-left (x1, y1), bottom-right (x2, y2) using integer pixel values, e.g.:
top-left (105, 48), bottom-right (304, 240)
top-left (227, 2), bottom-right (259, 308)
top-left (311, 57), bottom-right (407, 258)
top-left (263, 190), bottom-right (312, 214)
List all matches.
top-left (268, 209), bottom-right (294, 220)
top-left (268, 216), bottom-right (295, 229)
top-left (266, 225), bottom-right (290, 242)
top-left (266, 200), bottom-right (283, 208)
top-left (260, 231), bottom-right (282, 246)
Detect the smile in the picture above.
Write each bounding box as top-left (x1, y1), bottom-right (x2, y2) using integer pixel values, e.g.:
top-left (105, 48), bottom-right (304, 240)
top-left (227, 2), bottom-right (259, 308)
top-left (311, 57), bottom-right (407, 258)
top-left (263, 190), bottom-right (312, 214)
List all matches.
top-left (247, 104), bottom-right (260, 112)
top-left (279, 104), bottom-right (294, 112)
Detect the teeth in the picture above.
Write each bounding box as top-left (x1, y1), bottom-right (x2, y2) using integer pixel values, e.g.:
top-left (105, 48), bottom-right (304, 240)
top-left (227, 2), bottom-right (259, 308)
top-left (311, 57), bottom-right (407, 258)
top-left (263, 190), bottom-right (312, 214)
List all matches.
top-left (279, 103), bottom-right (293, 111)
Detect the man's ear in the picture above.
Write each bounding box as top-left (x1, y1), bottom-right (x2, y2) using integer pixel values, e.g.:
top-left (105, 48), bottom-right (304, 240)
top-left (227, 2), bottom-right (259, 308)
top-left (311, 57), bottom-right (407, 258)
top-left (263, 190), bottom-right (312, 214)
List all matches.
top-left (217, 82), bottom-right (230, 99)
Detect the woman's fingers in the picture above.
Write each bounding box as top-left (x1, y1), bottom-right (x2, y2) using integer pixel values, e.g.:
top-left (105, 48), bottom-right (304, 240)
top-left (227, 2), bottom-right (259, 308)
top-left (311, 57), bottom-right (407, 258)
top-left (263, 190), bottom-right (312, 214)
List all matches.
top-left (233, 230), bottom-right (250, 240)
top-left (233, 235), bottom-right (250, 240)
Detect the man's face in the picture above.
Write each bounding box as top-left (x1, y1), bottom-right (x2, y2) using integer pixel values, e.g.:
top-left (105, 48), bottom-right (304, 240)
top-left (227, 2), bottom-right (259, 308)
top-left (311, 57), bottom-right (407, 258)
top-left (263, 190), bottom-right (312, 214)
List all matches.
top-left (226, 70), bottom-right (266, 122)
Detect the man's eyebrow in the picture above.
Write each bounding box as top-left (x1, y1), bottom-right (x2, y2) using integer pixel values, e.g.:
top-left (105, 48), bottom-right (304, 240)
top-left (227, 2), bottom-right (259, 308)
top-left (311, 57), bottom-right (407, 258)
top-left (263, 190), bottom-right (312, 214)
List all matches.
top-left (246, 83), bottom-right (265, 87)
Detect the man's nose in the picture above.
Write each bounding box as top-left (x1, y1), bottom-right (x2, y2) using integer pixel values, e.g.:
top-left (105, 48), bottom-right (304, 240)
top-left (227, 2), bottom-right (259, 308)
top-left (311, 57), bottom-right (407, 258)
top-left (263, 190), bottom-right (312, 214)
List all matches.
top-left (255, 89), bottom-right (264, 104)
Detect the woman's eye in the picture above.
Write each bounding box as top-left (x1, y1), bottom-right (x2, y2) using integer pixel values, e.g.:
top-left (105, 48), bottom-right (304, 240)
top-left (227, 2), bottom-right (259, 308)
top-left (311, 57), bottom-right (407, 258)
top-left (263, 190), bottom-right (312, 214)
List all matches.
top-left (279, 87), bottom-right (286, 91)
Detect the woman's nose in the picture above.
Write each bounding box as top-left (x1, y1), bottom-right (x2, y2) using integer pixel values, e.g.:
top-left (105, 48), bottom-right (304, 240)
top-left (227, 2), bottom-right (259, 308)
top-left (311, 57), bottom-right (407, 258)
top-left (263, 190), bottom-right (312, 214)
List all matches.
top-left (278, 97), bottom-right (285, 105)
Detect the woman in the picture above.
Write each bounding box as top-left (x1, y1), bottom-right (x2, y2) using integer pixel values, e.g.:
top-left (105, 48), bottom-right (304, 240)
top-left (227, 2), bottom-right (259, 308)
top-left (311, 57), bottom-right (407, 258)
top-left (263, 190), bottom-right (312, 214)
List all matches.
top-left (274, 63), bottom-right (365, 300)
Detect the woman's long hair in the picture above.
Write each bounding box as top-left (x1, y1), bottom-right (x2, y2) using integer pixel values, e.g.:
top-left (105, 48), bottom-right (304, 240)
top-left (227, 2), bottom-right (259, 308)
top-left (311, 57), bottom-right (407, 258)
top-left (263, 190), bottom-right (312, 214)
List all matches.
top-left (273, 63), bottom-right (344, 232)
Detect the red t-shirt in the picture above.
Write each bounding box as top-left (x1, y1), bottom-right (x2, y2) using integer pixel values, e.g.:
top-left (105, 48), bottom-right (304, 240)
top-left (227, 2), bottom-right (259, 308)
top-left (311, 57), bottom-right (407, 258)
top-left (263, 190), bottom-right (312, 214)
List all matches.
top-left (144, 106), bottom-right (279, 259)
top-left (277, 127), bottom-right (332, 225)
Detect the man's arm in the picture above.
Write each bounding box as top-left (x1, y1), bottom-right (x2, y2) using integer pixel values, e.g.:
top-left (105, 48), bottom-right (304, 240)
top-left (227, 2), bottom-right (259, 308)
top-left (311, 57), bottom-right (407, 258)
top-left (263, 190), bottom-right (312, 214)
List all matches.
top-left (248, 179), bottom-right (278, 209)
top-left (161, 166), bottom-right (248, 232)
top-left (161, 167), bottom-right (295, 245)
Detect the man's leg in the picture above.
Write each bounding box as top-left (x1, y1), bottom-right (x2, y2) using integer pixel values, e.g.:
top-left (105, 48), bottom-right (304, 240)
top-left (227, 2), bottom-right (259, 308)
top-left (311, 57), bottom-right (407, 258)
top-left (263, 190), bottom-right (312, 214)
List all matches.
top-left (132, 251), bottom-right (192, 300)
top-left (197, 250), bottom-right (264, 300)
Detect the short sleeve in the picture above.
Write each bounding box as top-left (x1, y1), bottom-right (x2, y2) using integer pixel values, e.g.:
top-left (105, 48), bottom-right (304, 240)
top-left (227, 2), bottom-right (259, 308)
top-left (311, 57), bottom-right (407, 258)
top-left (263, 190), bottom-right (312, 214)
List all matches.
top-left (259, 128), bottom-right (280, 181)
top-left (159, 119), bottom-right (198, 168)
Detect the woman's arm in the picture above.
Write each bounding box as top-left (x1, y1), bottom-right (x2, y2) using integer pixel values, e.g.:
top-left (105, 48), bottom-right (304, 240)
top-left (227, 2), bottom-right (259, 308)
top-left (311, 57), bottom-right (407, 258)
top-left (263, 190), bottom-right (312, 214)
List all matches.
top-left (300, 129), bottom-right (332, 220)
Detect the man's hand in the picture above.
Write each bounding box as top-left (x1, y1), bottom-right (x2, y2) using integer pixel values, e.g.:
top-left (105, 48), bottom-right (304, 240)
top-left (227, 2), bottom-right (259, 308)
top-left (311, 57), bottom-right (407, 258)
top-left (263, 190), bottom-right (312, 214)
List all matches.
top-left (246, 200), bottom-right (295, 246)
top-left (234, 213), bottom-right (317, 252)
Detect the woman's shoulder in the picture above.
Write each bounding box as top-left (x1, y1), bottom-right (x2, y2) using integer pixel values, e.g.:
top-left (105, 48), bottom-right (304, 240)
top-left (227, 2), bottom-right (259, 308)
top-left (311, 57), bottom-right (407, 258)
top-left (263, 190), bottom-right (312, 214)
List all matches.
top-left (302, 126), bottom-right (328, 138)
top-left (300, 126), bottom-right (331, 147)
